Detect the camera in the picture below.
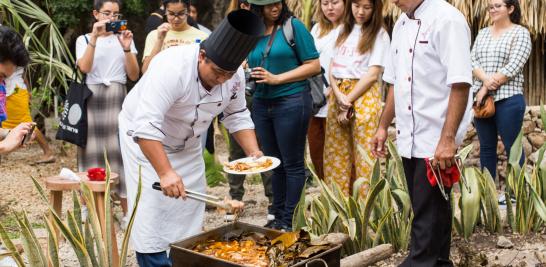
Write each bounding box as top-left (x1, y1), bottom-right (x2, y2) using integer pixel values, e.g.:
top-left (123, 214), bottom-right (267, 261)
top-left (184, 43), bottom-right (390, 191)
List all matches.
top-left (106, 20), bottom-right (127, 33)
top-left (245, 68), bottom-right (257, 96)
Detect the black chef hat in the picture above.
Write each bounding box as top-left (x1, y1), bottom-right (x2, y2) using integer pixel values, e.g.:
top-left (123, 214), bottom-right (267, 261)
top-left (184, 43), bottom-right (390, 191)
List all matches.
top-left (201, 9), bottom-right (264, 71)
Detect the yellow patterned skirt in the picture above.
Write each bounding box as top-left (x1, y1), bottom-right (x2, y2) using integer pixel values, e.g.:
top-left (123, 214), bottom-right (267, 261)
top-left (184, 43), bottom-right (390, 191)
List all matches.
top-left (2, 88), bottom-right (33, 129)
top-left (323, 79), bottom-right (382, 198)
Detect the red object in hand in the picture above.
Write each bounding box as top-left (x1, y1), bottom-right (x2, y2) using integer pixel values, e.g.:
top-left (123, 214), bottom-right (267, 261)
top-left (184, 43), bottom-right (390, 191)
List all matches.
top-left (424, 158), bottom-right (460, 188)
top-left (87, 168), bottom-right (106, 181)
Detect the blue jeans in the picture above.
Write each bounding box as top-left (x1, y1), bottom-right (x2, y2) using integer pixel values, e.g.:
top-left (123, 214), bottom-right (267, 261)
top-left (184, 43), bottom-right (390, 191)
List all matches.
top-left (474, 94), bottom-right (525, 179)
top-left (136, 251), bottom-right (171, 267)
top-left (252, 90), bottom-right (312, 228)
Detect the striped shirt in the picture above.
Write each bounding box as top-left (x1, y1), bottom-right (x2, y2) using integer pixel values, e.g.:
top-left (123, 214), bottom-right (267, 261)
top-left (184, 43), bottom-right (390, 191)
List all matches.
top-left (470, 25), bottom-right (532, 101)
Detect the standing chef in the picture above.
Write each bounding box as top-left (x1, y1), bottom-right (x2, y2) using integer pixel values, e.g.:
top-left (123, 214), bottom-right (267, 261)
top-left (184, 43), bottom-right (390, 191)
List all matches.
top-left (119, 10), bottom-right (265, 266)
top-left (371, 0), bottom-right (473, 266)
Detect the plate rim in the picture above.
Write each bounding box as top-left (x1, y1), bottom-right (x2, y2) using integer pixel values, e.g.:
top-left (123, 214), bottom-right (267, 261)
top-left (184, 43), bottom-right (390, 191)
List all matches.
top-left (223, 156), bottom-right (280, 175)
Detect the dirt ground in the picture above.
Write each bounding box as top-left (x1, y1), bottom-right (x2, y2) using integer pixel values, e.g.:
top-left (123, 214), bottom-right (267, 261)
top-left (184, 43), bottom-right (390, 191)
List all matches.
top-left (1, 140), bottom-right (546, 267)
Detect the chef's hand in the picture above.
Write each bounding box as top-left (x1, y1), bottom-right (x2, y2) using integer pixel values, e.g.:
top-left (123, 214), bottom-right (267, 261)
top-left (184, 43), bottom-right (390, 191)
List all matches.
top-left (337, 110), bottom-right (350, 126)
top-left (433, 136), bottom-right (457, 170)
top-left (248, 150), bottom-right (264, 159)
top-left (371, 127), bottom-right (388, 158)
top-left (251, 67), bottom-right (281, 85)
top-left (159, 170), bottom-right (186, 199)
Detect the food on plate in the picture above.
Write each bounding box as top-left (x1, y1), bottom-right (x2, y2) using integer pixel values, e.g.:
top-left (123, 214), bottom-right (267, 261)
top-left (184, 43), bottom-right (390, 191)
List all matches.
top-left (225, 158), bottom-right (273, 172)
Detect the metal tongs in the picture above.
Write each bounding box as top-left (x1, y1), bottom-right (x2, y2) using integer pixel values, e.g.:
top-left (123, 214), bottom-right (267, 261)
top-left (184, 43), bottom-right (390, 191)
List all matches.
top-left (427, 154), bottom-right (470, 201)
top-left (152, 182), bottom-right (231, 210)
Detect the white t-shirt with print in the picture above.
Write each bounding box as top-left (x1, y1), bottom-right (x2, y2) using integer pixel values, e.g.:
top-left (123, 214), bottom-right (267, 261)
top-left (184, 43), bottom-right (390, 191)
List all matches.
top-left (75, 34), bottom-right (137, 85)
top-left (331, 26), bottom-right (390, 79)
top-left (310, 24), bottom-right (340, 118)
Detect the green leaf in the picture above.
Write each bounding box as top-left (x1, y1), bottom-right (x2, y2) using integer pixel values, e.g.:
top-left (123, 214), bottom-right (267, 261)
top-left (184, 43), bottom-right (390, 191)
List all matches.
top-left (14, 212), bottom-right (47, 267)
top-left (508, 129), bottom-right (524, 167)
top-left (292, 185), bottom-right (308, 231)
top-left (0, 222), bottom-right (25, 266)
top-left (458, 144), bottom-right (474, 162)
top-left (80, 182), bottom-right (107, 266)
top-left (119, 166), bottom-right (143, 267)
top-left (44, 216), bottom-right (60, 267)
top-left (104, 151), bottom-right (114, 267)
top-left (460, 168), bottom-right (481, 239)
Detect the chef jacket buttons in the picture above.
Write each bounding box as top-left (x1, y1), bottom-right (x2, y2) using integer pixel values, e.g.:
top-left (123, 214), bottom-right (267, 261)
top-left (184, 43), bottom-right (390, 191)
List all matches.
top-left (191, 122), bottom-right (195, 126)
top-left (196, 104), bottom-right (200, 108)
top-left (217, 103), bottom-right (222, 107)
top-left (403, 21), bottom-right (405, 25)
top-left (409, 48), bottom-right (413, 53)
top-left (408, 106), bottom-right (412, 111)
top-left (396, 49), bottom-right (398, 54)
top-left (408, 77), bottom-right (412, 82)
top-left (397, 130), bottom-right (401, 134)
top-left (196, 135), bottom-right (201, 139)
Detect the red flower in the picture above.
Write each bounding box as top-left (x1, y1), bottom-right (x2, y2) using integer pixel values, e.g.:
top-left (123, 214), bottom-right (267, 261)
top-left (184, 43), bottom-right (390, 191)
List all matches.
top-left (87, 168), bottom-right (106, 181)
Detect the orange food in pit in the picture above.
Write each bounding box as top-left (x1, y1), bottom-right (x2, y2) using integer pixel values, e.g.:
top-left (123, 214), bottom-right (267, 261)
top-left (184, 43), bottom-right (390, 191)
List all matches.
top-left (193, 240), bottom-right (269, 267)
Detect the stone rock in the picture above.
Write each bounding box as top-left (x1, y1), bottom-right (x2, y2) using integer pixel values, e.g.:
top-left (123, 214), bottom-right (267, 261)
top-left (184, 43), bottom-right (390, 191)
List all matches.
top-left (523, 120), bottom-right (536, 134)
top-left (492, 250), bottom-right (518, 265)
top-left (527, 132), bottom-right (545, 148)
top-left (498, 154), bottom-right (508, 161)
top-left (497, 236), bottom-right (514, 249)
top-left (465, 125), bottom-right (477, 140)
top-left (529, 151), bottom-right (546, 166)
top-left (497, 141), bottom-right (505, 155)
top-left (528, 106), bottom-right (542, 118)
top-left (537, 119), bottom-right (544, 130)
top-left (465, 158), bottom-right (480, 167)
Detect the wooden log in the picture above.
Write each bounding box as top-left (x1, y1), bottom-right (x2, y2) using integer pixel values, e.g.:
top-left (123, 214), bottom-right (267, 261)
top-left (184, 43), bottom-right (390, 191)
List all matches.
top-left (340, 244), bottom-right (395, 267)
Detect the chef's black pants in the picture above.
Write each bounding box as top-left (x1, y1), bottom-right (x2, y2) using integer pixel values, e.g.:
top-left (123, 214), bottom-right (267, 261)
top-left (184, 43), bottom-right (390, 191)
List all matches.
top-left (136, 251), bottom-right (171, 267)
top-left (399, 158), bottom-right (453, 267)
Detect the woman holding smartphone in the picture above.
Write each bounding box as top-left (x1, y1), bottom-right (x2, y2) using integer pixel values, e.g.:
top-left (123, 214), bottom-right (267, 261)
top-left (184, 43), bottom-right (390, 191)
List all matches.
top-left (76, 0), bottom-right (139, 221)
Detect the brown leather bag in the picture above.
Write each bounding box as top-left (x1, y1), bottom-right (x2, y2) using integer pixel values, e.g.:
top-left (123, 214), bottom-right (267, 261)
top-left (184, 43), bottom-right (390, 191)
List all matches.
top-left (473, 93), bottom-right (495, 118)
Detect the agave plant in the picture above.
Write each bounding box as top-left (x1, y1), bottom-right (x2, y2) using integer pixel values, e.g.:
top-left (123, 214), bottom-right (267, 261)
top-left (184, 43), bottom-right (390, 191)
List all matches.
top-left (293, 140), bottom-right (411, 256)
top-left (0, 159), bottom-right (142, 267)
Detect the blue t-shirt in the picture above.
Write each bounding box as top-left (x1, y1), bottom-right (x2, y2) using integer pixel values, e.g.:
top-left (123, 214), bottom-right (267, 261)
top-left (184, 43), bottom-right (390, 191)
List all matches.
top-left (248, 18), bottom-right (319, 99)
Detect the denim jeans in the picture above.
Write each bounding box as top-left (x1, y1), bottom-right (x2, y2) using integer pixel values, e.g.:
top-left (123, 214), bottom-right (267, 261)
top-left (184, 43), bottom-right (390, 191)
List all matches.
top-left (136, 251), bottom-right (171, 267)
top-left (252, 90), bottom-right (312, 228)
top-left (474, 94), bottom-right (526, 179)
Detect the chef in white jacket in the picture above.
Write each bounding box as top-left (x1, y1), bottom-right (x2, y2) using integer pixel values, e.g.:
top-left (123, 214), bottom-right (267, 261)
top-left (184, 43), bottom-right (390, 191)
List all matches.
top-left (119, 10), bottom-right (265, 266)
top-left (371, 0), bottom-right (473, 266)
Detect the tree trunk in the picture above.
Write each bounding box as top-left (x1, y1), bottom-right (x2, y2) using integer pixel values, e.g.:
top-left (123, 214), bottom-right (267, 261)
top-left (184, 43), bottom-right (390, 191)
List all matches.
top-left (340, 244), bottom-right (395, 267)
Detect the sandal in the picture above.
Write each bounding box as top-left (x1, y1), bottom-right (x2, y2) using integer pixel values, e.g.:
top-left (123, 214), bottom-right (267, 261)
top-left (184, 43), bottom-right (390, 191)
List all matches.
top-left (34, 155), bottom-right (56, 165)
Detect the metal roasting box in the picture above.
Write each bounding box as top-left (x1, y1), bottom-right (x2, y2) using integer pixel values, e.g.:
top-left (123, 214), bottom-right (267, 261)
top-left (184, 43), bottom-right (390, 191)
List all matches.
top-left (170, 222), bottom-right (342, 267)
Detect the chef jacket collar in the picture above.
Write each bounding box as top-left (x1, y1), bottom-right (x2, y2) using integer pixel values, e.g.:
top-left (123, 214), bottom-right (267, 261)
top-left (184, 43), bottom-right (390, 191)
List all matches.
top-left (407, 0), bottom-right (432, 20)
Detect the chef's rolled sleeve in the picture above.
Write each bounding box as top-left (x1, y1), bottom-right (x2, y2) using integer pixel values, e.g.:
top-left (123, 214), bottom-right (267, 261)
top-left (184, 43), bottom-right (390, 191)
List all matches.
top-left (130, 60), bottom-right (184, 142)
top-left (221, 71), bottom-right (255, 134)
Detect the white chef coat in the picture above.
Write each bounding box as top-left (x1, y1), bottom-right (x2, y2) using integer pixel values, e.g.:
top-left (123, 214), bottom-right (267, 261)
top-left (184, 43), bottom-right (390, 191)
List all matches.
top-left (119, 44), bottom-right (254, 253)
top-left (310, 24), bottom-right (340, 118)
top-left (383, 0), bottom-right (473, 159)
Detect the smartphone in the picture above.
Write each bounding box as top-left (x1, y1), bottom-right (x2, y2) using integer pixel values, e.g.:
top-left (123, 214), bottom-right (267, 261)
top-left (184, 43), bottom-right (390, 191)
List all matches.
top-left (105, 20), bottom-right (127, 33)
top-left (22, 124), bottom-right (36, 145)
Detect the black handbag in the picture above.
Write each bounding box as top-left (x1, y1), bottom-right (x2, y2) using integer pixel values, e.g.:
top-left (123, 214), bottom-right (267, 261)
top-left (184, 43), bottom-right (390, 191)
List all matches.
top-left (55, 64), bottom-right (93, 148)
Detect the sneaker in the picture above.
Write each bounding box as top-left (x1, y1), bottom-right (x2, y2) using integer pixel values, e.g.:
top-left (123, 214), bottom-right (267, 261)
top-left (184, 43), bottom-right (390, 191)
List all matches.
top-left (264, 219), bottom-right (281, 230)
top-left (267, 214), bottom-right (275, 222)
top-left (498, 194), bottom-right (516, 205)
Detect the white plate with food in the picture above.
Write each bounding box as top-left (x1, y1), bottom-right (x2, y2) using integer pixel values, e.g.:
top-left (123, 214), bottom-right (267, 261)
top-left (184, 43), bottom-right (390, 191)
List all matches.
top-left (223, 156), bottom-right (281, 175)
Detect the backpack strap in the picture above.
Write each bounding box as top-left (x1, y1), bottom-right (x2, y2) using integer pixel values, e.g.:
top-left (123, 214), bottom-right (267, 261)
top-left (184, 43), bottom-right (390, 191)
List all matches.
top-left (281, 17), bottom-right (328, 86)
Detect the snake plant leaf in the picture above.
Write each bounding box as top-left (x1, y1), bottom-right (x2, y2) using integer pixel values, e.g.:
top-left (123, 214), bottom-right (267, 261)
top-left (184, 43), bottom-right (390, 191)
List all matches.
top-left (352, 177), bottom-right (368, 200)
top-left (44, 216), bottom-right (60, 267)
top-left (120, 167), bottom-right (143, 267)
top-left (525, 170), bottom-right (546, 222)
top-left (387, 140), bottom-right (408, 192)
top-left (84, 217), bottom-right (99, 267)
top-left (391, 188), bottom-right (412, 218)
top-left (293, 186), bottom-right (308, 231)
top-left (458, 144), bottom-right (473, 162)
top-left (460, 168), bottom-right (481, 239)
top-left (66, 211), bottom-right (84, 244)
top-left (0, 222), bottom-right (25, 267)
top-left (72, 191), bottom-right (83, 235)
top-left (508, 130), bottom-right (524, 169)
top-left (104, 152), bottom-right (114, 267)
top-left (80, 182), bottom-right (107, 266)
top-left (15, 212), bottom-right (47, 267)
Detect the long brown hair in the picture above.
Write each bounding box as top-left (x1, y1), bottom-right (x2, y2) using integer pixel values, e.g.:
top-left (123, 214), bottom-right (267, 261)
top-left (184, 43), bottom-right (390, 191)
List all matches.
top-left (335, 0), bottom-right (384, 54)
top-left (317, 0), bottom-right (345, 38)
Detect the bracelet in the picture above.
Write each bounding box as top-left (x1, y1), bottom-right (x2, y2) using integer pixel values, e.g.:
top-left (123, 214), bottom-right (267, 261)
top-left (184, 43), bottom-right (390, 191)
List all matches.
top-left (88, 42), bottom-right (96, 48)
top-left (123, 49), bottom-right (131, 53)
